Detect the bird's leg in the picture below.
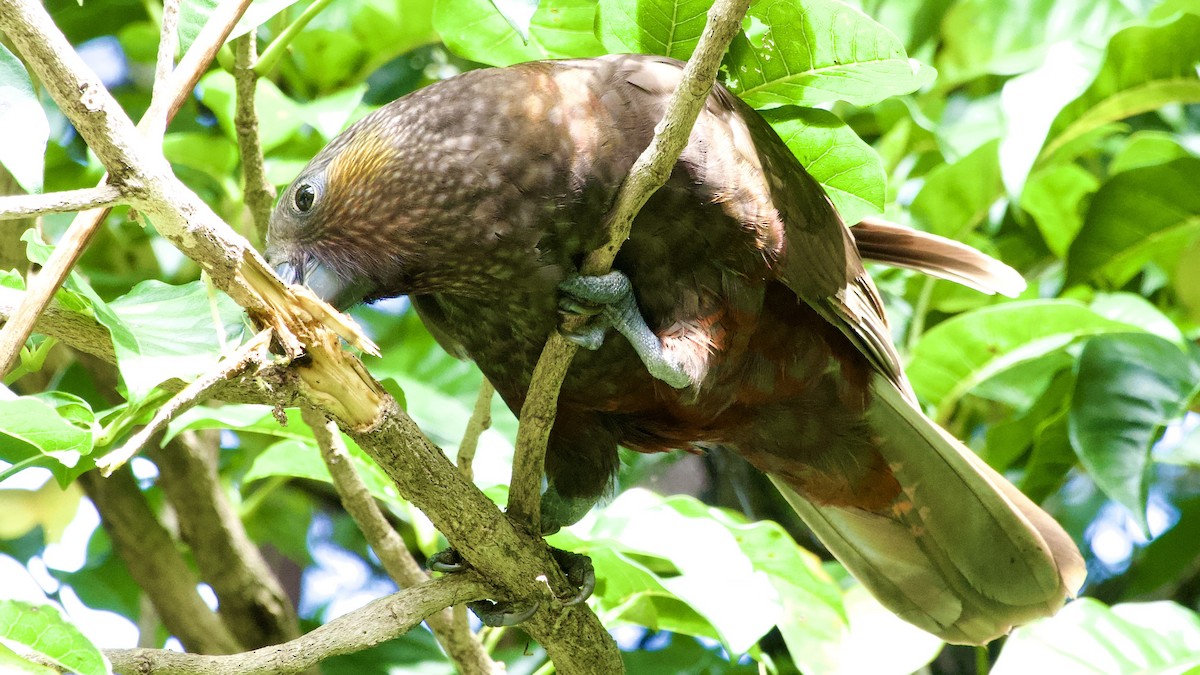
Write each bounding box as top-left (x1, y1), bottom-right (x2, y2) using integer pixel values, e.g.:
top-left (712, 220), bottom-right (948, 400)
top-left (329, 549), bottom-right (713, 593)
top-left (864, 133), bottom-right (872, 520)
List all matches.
top-left (558, 271), bottom-right (694, 389)
top-left (428, 543), bottom-right (595, 626)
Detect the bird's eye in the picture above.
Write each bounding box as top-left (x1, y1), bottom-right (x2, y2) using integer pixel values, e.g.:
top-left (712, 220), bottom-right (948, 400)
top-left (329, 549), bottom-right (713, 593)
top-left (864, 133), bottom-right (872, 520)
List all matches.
top-left (294, 183), bottom-right (316, 212)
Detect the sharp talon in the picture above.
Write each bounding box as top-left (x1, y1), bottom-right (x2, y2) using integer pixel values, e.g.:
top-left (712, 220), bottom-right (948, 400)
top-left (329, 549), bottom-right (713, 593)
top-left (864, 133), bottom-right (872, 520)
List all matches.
top-left (558, 296), bottom-right (603, 317)
top-left (428, 548), bottom-right (469, 573)
top-left (558, 323), bottom-right (606, 350)
top-left (468, 599), bottom-right (540, 627)
top-left (551, 548), bottom-right (596, 605)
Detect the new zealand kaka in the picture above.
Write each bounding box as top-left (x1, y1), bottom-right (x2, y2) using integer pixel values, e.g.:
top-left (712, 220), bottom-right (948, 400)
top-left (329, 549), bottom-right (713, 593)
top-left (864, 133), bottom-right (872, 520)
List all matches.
top-left (265, 54), bottom-right (1085, 645)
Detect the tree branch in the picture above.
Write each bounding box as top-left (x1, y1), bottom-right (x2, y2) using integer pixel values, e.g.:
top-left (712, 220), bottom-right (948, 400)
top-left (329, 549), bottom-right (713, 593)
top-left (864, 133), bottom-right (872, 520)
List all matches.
top-left (79, 467), bottom-right (242, 655)
top-left (105, 574), bottom-right (493, 675)
top-left (233, 34), bottom-right (276, 245)
top-left (0, 186), bottom-right (125, 221)
top-left (302, 407), bottom-right (501, 675)
top-left (147, 429), bottom-right (302, 650)
top-left (505, 0), bottom-right (754, 530)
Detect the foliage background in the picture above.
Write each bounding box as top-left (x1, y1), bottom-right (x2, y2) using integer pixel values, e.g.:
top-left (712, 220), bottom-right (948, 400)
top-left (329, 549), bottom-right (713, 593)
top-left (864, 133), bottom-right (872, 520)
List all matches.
top-left (1, 0), bottom-right (1199, 672)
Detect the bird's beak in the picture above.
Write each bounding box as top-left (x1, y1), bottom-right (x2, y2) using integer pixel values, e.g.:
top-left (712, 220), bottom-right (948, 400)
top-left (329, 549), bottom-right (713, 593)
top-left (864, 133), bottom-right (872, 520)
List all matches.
top-left (273, 255), bottom-right (372, 311)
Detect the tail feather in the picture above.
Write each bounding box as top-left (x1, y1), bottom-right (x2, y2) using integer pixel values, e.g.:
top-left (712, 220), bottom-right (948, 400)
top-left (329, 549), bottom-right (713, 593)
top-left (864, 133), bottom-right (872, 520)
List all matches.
top-left (772, 374), bottom-right (1085, 645)
top-left (851, 217), bottom-right (1027, 298)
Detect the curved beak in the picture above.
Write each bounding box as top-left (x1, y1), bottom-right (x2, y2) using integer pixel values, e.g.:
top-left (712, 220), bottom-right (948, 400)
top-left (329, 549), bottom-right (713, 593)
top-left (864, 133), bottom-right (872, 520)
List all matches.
top-left (272, 254), bottom-right (373, 311)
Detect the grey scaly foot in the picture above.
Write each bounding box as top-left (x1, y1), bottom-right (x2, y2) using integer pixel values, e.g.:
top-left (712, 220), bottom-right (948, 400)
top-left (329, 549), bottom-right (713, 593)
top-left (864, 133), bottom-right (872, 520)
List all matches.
top-left (557, 271), bottom-right (693, 389)
top-left (427, 546), bottom-right (596, 626)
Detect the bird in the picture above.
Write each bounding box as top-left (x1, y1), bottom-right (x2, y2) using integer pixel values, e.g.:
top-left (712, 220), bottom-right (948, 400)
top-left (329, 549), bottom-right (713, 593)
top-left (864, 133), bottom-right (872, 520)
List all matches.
top-left (265, 53), bottom-right (1086, 645)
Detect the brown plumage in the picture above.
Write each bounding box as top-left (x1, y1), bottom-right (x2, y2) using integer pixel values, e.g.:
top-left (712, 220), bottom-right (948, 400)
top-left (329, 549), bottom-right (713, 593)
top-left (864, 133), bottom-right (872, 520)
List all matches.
top-left (266, 54), bottom-right (1084, 644)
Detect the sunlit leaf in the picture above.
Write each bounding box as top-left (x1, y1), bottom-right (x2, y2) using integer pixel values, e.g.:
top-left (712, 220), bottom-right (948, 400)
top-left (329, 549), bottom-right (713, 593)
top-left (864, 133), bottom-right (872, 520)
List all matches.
top-left (1070, 333), bottom-right (1200, 531)
top-left (1065, 158), bottom-right (1200, 288)
top-left (907, 300), bottom-right (1140, 421)
top-left (910, 139), bottom-right (1001, 239)
top-left (596, 0), bottom-right (710, 59)
top-left (1021, 163), bottom-right (1098, 258)
top-left (0, 601), bottom-right (109, 675)
top-left (993, 599), bottom-right (1200, 675)
top-left (724, 0), bottom-right (934, 108)
top-left (433, 0), bottom-right (604, 66)
top-left (244, 438), bottom-right (403, 506)
top-left (761, 107), bottom-right (884, 224)
top-left (0, 42), bottom-right (49, 193)
top-left (0, 392), bottom-right (95, 486)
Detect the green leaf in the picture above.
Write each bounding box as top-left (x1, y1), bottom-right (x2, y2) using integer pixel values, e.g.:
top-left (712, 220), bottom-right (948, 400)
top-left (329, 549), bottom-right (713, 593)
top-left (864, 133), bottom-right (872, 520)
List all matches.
top-left (244, 438), bottom-right (403, 505)
top-left (1042, 11), bottom-right (1200, 163)
top-left (596, 0), bottom-right (711, 60)
top-left (0, 392), bottom-right (95, 486)
top-left (1069, 333), bottom-right (1200, 532)
top-left (724, 0), bottom-right (934, 108)
top-left (0, 601), bottom-right (110, 675)
top-left (993, 599), bottom-right (1200, 675)
top-left (1021, 164), bottom-right (1098, 258)
top-left (177, 0), bottom-right (217, 55)
top-left (229, 0), bottom-right (309, 41)
top-left (433, 0), bottom-right (604, 67)
top-left (1066, 158), bottom-right (1200, 288)
top-left (0, 42), bottom-right (49, 193)
top-left (553, 489), bottom-right (845, 654)
top-left (759, 107), bottom-right (884, 225)
top-left (936, 0), bottom-right (1134, 87)
top-left (910, 138), bottom-right (1001, 239)
top-left (906, 300), bottom-right (1140, 421)
top-left (1109, 131), bottom-right (1195, 175)
top-left (105, 280), bottom-right (248, 401)
top-left (489, 0), bottom-right (539, 40)
top-left (164, 404), bottom-right (311, 443)
top-left (0, 643), bottom-right (56, 675)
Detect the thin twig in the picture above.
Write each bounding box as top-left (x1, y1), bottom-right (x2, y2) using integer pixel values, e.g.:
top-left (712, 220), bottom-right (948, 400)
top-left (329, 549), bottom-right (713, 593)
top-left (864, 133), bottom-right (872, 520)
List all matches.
top-left (302, 407), bottom-right (502, 674)
top-left (233, 34), bottom-right (276, 244)
top-left (254, 0), bottom-right (336, 76)
top-left (95, 329), bottom-right (273, 475)
top-left (505, 0), bottom-right (754, 531)
top-left (458, 378), bottom-right (495, 483)
top-left (0, 186), bottom-right (125, 221)
top-left (105, 575), bottom-right (493, 675)
top-left (151, 0), bottom-right (180, 127)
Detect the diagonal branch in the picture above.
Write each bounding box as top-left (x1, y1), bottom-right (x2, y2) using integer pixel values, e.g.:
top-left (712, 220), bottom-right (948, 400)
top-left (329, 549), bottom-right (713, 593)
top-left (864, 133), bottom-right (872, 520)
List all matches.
top-left (0, 186), bottom-right (124, 221)
top-left (505, 0), bottom-right (754, 531)
top-left (302, 407), bottom-right (501, 674)
top-left (105, 574), bottom-right (493, 675)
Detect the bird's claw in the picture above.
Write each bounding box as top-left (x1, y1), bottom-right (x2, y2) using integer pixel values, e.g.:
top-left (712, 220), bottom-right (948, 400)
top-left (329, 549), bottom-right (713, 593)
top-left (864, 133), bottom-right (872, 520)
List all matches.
top-left (428, 545), bottom-right (596, 626)
top-left (557, 323), bottom-right (607, 350)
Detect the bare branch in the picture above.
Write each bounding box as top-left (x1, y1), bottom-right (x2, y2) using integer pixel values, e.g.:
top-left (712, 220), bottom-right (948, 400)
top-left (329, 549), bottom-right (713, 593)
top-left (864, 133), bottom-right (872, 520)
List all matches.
top-left (105, 575), bottom-right (493, 675)
top-left (458, 379), bottom-right (495, 483)
top-left (149, 430), bottom-right (301, 650)
top-left (233, 34), bottom-right (276, 245)
top-left (0, 186), bottom-right (125, 221)
top-left (302, 407), bottom-right (501, 674)
top-left (505, 0), bottom-right (754, 530)
top-left (80, 467), bottom-right (242, 654)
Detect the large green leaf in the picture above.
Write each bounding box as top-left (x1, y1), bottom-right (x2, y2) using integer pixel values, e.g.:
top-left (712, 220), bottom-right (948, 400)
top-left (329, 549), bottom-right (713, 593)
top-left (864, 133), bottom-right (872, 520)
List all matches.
top-left (1069, 333), bottom-right (1200, 531)
top-left (993, 599), bottom-right (1200, 675)
top-left (1065, 158), bottom-right (1200, 288)
top-left (1041, 11), bottom-right (1200, 163)
top-left (0, 601), bottom-right (109, 675)
top-left (596, 0), bottom-right (710, 60)
top-left (909, 138), bottom-right (1001, 239)
top-left (0, 392), bottom-right (95, 486)
top-left (760, 107), bottom-right (884, 224)
top-left (724, 0), bottom-right (934, 108)
top-left (0, 42), bottom-right (48, 193)
top-left (936, 0), bottom-right (1134, 87)
top-left (106, 280), bottom-right (248, 401)
top-left (1021, 163), bottom-right (1098, 258)
top-left (433, 0), bottom-right (605, 67)
top-left (906, 300), bottom-right (1139, 421)
top-left (197, 71), bottom-right (303, 153)
top-left (244, 438), bottom-right (403, 506)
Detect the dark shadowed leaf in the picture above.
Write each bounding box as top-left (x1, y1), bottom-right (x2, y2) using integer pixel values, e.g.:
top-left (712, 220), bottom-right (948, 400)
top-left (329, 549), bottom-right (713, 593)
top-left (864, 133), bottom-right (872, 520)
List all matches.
top-left (1069, 333), bottom-right (1200, 531)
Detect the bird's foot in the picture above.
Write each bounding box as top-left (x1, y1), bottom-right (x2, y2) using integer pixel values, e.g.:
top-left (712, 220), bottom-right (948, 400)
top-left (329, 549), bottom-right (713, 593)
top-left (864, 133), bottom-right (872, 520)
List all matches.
top-left (427, 546), bottom-right (595, 627)
top-left (557, 271), bottom-right (694, 389)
